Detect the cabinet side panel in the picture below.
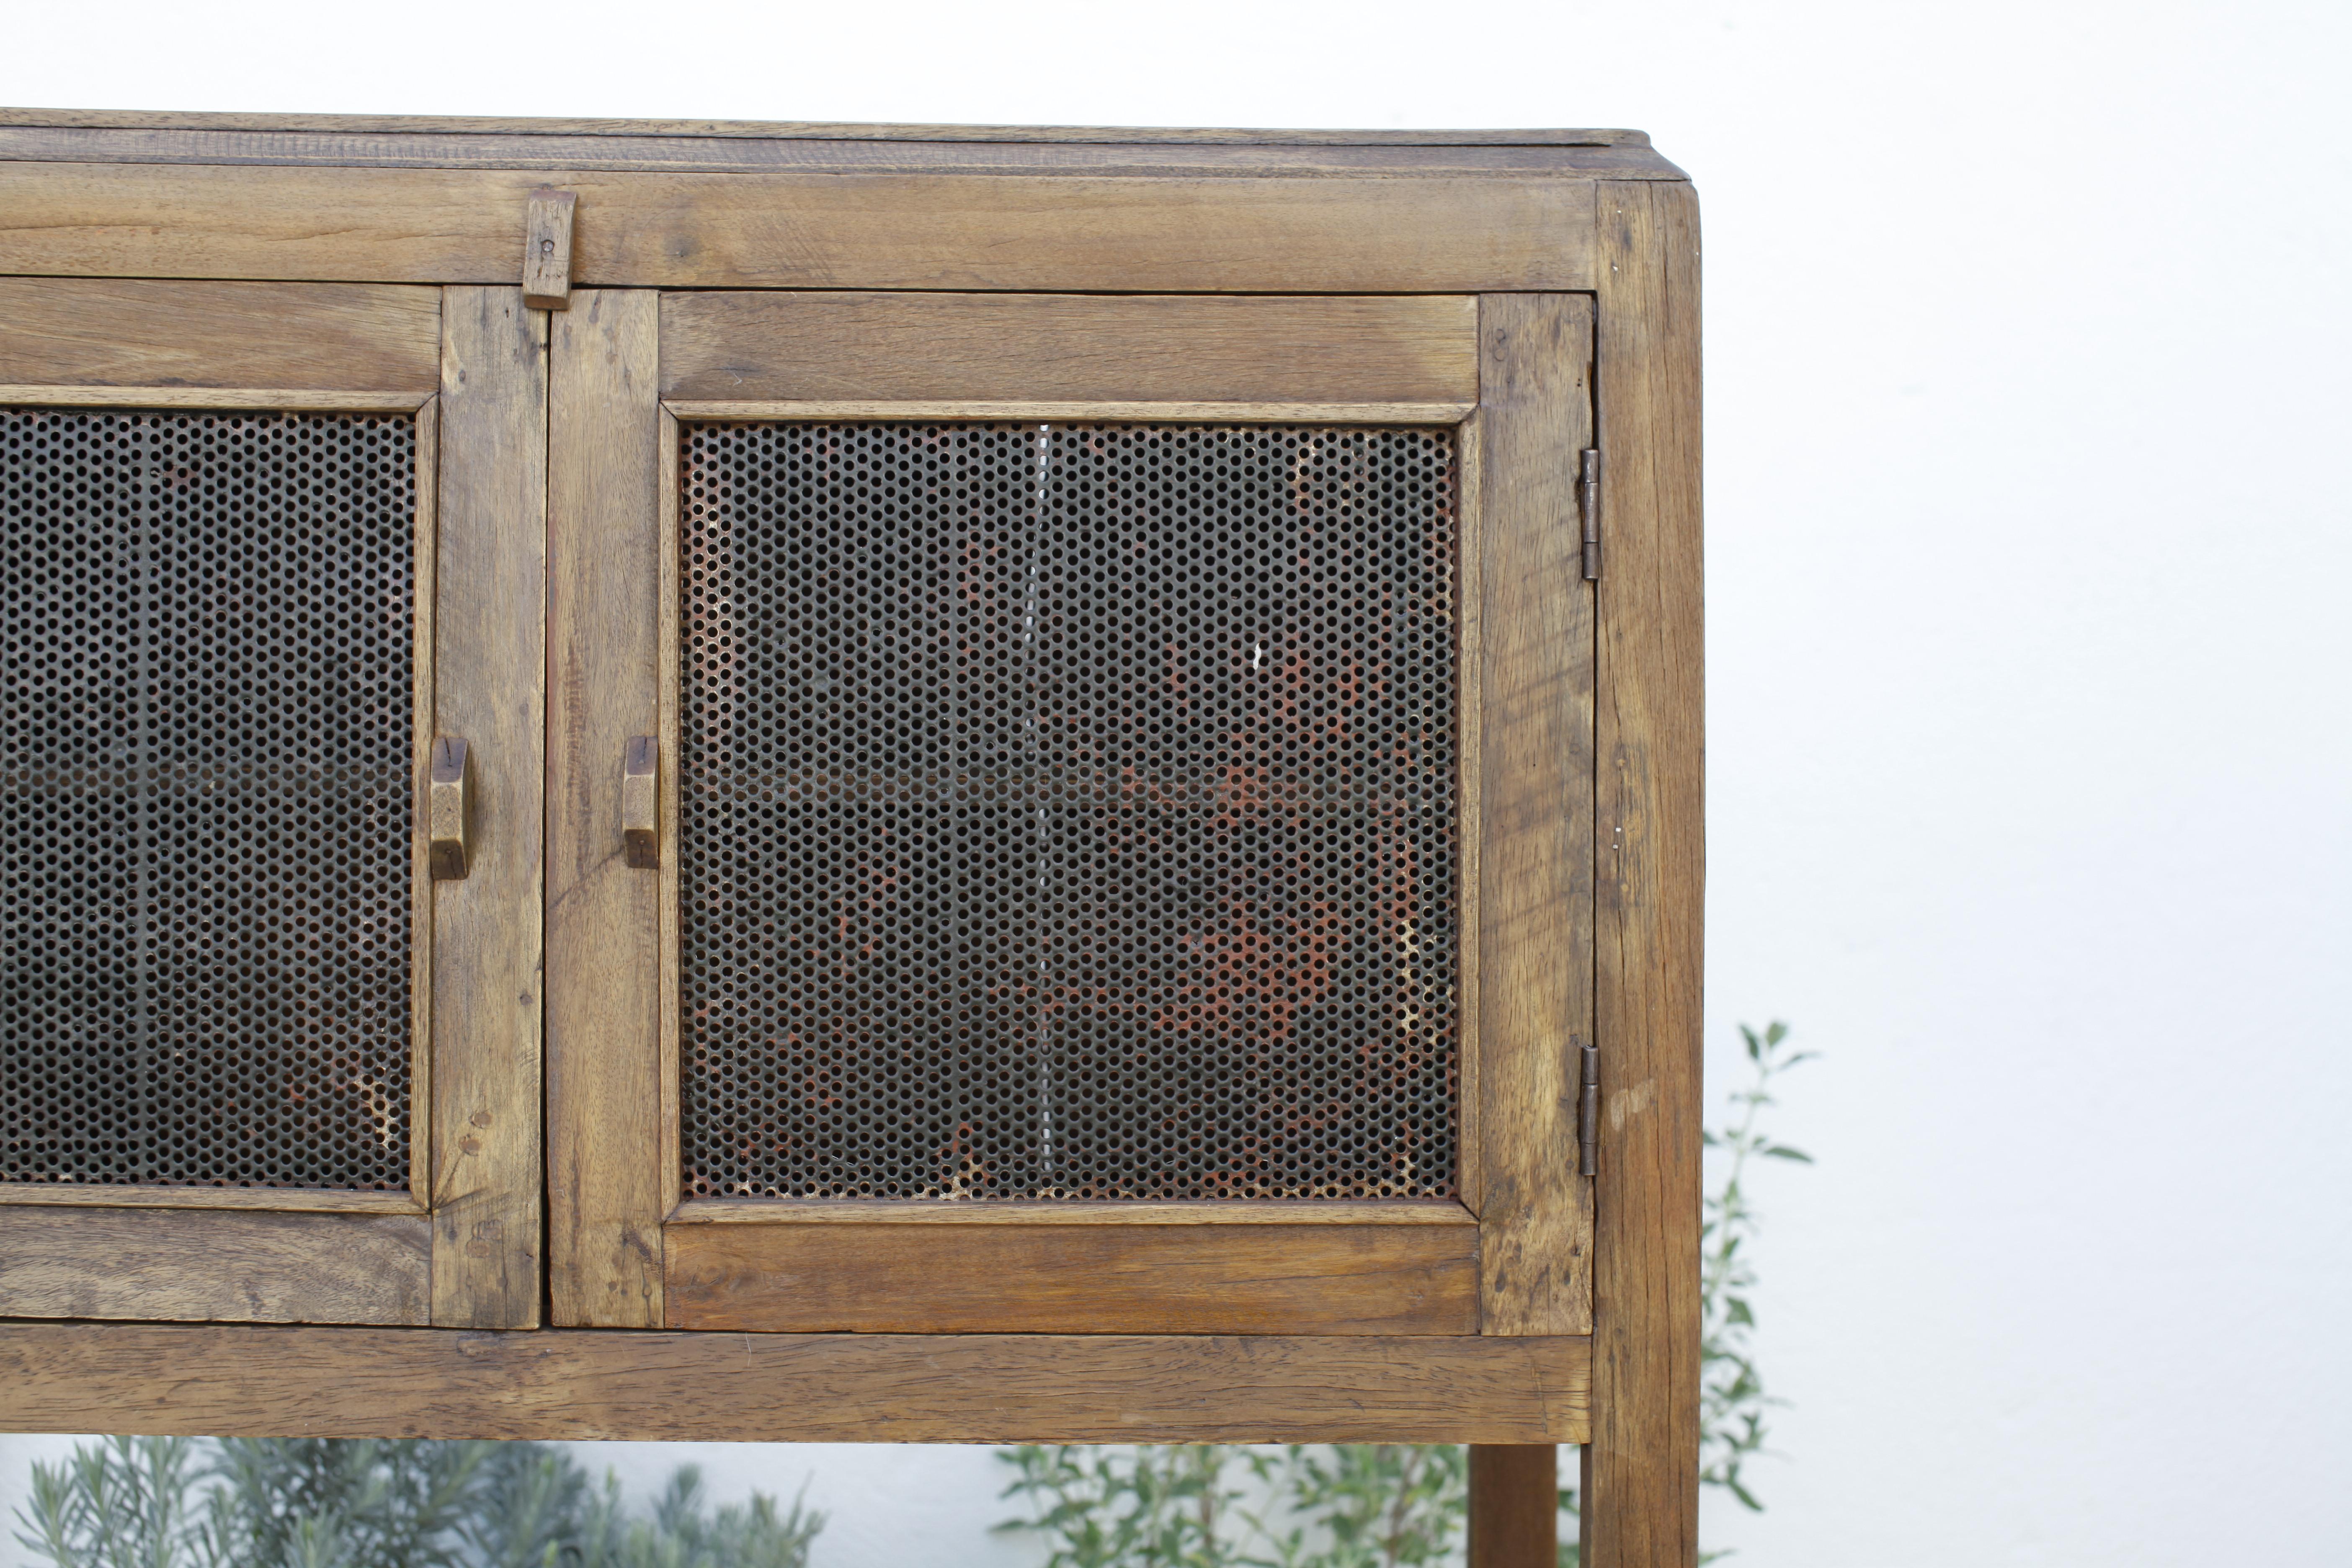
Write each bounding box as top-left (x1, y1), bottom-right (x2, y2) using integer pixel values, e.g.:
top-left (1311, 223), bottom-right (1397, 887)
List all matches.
top-left (1476, 294), bottom-right (1597, 1335)
top-left (0, 1210), bottom-right (429, 1326)
top-left (1586, 181), bottom-right (1703, 1568)
top-left (547, 291), bottom-right (665, 1326)
top-left (430, 286), bottom-right (549, 1328)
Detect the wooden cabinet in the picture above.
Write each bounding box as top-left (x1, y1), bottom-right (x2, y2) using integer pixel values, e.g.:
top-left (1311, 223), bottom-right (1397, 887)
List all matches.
top-left (0, 111), bottom-right (1699, 1568)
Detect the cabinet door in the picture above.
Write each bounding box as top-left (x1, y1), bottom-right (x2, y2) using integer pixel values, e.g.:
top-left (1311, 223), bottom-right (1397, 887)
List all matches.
top-left (547, 290), bottom-right (1591, 1335)
top-left (0, 281), bottom-right (545, 1327)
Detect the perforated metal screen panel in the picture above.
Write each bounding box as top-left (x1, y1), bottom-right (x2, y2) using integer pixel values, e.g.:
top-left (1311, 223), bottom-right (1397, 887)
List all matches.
top-left (2, 408), bottom-right (417, 1190)
top-left (681, 422), bottom-right (1460, 1201)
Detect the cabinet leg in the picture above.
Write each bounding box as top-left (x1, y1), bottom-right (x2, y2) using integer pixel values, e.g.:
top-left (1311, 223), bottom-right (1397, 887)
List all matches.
top-left (1468, 1444), bottom-right (1556, 1568)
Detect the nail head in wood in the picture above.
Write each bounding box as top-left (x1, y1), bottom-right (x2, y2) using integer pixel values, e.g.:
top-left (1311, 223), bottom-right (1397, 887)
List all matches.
top-left (427, 736), bottom-right (471, 881)
top-left (521, 188), bottom-right (576, 311)
top-left (621, 735), bottom-right (659, 869)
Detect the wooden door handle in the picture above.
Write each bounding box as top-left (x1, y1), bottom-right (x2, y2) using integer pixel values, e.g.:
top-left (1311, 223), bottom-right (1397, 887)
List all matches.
top-left (622, 736), bottom-right (659, 869)
top-left (428, 737), bottom-right (471, 881)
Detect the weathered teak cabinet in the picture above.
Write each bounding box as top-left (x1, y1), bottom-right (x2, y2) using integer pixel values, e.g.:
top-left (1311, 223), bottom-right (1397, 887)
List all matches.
top-left (0, 111), bottom-right (1700, 1567)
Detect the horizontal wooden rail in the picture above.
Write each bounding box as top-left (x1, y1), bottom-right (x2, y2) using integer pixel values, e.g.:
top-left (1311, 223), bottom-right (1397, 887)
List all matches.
top-left (657, 292), bottom-right (1478, 404)
top-left (664, 400), bottom-right (1475, 424)
top-left (0, 1184), bottom-right (424, 1215)
top-left (663, 1221), bottom-right (1478, 1336)
top-left (0, 1324), bottom-right (1592, 1444)
top-left (668, 1199), bottom-right (1477, 1225)
top-left (0, 163), bottom-right (1597, 294)
top-left (0, 1212), bottom-right (431, 1326)
top-left (0, 385), bottom-right (432, 411)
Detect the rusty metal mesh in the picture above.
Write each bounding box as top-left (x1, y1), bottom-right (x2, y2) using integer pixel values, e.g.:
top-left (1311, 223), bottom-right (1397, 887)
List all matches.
top-left (1, 408), bottom-right (416, 1189)
top-left (680, 421), bottom-right (1459, 1200)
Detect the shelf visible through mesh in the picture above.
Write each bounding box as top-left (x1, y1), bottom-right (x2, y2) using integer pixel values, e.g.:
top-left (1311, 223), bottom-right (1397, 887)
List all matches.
top-left (1, 408), bottom-right (416, 1190)
top-left (680, 422), bottom-right (1459, 1200)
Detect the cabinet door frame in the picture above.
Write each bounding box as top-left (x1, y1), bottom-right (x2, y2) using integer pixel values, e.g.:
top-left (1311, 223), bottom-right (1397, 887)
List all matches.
top-left (0, 279), bottom-right (545, 1328)
top-left (548, 287), bottom-right (1595, 1337)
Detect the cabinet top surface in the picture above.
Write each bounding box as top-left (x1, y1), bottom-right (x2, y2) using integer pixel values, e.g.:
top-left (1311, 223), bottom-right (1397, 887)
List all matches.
top-left (0, 107), bottom-right (1653, 147)
top-left (0, 107), bottom-right (1686, 180)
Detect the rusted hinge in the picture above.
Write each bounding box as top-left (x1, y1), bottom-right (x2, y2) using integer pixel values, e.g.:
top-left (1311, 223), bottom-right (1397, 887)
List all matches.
top-left (1576, 1037), bottom-right (1600, 1176)
top-left (522, 188), bottom-right (577, 311)
top-left (1578, 448), bottom-right (1602, 580)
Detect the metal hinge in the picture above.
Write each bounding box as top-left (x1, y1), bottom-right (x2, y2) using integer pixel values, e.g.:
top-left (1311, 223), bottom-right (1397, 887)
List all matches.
top-left (1578, 449), bottom-right (1602, 580)
top-left (1576, 1037), bottom-right (1600, 1176)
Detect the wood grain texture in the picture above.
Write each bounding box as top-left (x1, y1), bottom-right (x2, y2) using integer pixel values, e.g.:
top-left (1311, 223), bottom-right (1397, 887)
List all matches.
top-left (547, 290), bottom-right (664, 1328)
top-left (1468, 1447), bottom-right (1559, 1568)
top-left (0, 163), bottom-right (1596, 293)
top-left (0, 1184), bottom-right (423, 1214)
top-left (0, 1324), bottom-right (1591, 1444)
top-left (520, 188), bottom-right (575, 310)
top-left (1586, 180), bottom-right (1704, 1568)
top-left (0, 126), bottom-right (1687, 181)
top-left (666, 400), bottom-right (1470, 424)
top-left (430, 286), bottom-right (547, 1329)
top-left (660, 294), bottom-right (1476, 402)
top-left (0, 1210), bottom-right (429, 1325)
top-left (0, 386), bottom-right (430, 410)
top-left (0, 278), bottom-right (438, 391)
top-left (426, 737), bottom-right (471, 881)
top-left (1454, 412), bottom-right (1485, 1217)
top-left (671, 1199), bottom-right (1476, 1226)
top-left (0, 110), bottom-right (1651, 147)
top-left (655, 410), bottom-right (683, 1215)
top-left (1476, 294), bottom-right (1597, 1336)
top-left (663, 1222), bottom-right (1478, 1335)
top-left (410, 398), bottom-right (439, 1204)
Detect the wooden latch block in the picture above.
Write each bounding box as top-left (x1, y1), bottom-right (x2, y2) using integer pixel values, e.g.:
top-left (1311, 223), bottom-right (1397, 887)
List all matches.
top-left (522, 188), bottom-right (576, 310)
top-left (428, 736), bottom-right (472, 880)
top-left (621, 736), bottom-right (659, 869)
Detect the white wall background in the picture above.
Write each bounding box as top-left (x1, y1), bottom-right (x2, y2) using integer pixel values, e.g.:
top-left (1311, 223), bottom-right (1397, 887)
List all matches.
top-left (4, 1), bottom-right (2348, 1563)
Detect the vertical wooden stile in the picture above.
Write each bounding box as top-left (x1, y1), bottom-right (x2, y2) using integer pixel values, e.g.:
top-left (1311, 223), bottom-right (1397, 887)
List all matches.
top-left (655, 407), bottom-right (683, 1230)
top-left (430, 285), bottom-right (549, 1328)
top-left (408, 394), bottom-right (439, 1206)
top-left (1475, 294), bottom-right (1597, 1336)
top-left (1584, 180), bottom-right (1704, 1568)
top-left (1454, 410), bottom-right (1484, 1218)
top-left (547, 291), bottom-right (666, 1327)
